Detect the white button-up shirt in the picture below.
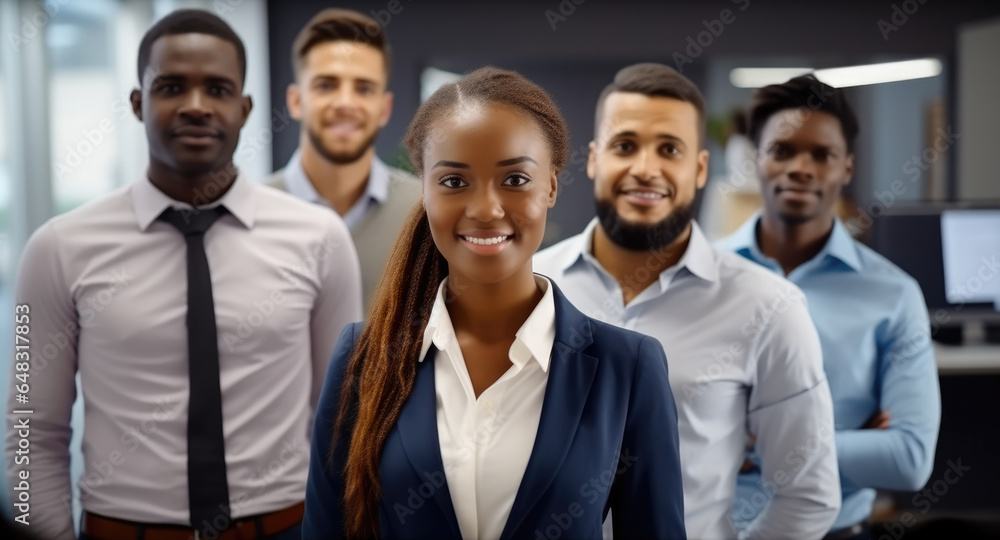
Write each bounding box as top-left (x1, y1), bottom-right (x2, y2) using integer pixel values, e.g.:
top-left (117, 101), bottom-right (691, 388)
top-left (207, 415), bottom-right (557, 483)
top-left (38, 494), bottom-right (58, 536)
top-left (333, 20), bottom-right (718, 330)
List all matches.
top-left (534, 219), bottom-right (840, 540)
top-left (6, 176), bottom-right (363, 539)
top-left (418, 275), bottom-right (555, 540)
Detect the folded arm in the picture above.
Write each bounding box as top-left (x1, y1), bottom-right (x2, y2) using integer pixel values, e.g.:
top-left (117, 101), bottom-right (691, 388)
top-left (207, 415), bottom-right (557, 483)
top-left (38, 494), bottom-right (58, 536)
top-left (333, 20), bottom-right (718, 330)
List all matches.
top-left (836, 280), bottom-right (940, 492)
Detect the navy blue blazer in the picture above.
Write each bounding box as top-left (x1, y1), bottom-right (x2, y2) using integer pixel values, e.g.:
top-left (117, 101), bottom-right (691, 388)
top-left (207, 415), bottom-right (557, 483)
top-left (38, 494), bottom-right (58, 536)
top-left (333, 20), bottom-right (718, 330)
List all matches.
top-left (303, 281), bottom-right (686, 539)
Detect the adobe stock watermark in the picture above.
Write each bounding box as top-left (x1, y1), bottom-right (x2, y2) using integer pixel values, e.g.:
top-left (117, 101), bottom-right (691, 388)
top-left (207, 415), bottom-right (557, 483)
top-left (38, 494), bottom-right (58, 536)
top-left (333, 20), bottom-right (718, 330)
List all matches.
top-left (544, 0), bottom-right (586, 31)
top-left (878, 0), bottom-right (929, 41)
top-left (18, 268), bottom-right (136, 380)
top-left (876, 458), bottom-right (971, 540)
top-left (222, 229), bottom-right (348, 351)
top-left (52, 66), bottom-right (157, 179)
top-left (882, 252), bottom-right (998, 375)
top-left (79, 268), bottom-right (135, 327)
top-left (232, 105), bottom-right (296, 170)
top-left (731, 416), bottom-right (836, 522)
top-left (212, 0), bottom-right (246, 16)
top-left (683, 282), bottom-right (805, 399)
top-left (392, 469), bottom-right (448, 524)
top-left (222, 289), bottom-right (288, 352)
top-left (59, 398), bottom-right (182, 511)
top-left (205, 437), bottom-right (308, 533)
top-left (327, 0), bottom-right (413, 62)
top-left (672, 0), bottom-right (751, 74)
top-left (946, 253), bottom-right (1000, 310)
top-left (443, 407), bottom-right (508, 474)
top-left (870, 126), bottom-right (959, 210)
top-left (52, 118), bottom-right (120, 179)
top-left (533, 448), bottom-right (639, 539)
top-left (393, 406), bottom-right (508, 523)
top-left (113, 437), bottom-right (307, 538)
top-left (7, 0), bottom-right (73, 50)
top-left (846, 126), bottom-right (959, 237)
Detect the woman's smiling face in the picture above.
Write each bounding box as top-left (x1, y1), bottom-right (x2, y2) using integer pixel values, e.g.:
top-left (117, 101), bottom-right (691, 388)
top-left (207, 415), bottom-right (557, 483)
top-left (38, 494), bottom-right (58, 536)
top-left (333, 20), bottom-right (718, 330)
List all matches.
top-left (421, 101), bottom-right (558, 286)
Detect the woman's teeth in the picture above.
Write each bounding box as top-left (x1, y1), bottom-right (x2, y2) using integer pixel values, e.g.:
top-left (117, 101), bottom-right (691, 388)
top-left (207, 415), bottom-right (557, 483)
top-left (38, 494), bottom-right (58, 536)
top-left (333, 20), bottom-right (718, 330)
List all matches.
top-left (462, 235), bottom-right (509, 245)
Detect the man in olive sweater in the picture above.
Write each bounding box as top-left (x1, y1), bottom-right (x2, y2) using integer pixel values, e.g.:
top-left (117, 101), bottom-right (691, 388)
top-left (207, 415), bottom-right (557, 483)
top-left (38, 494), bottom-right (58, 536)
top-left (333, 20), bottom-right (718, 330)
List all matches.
top-left (270, 8), bottom-right (420, 312)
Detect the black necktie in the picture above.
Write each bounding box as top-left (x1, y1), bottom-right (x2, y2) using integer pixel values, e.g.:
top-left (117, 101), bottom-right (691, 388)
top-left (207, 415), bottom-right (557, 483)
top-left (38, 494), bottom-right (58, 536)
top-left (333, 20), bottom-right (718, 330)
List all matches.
top-left (159, 206), bottom-right (231, 532)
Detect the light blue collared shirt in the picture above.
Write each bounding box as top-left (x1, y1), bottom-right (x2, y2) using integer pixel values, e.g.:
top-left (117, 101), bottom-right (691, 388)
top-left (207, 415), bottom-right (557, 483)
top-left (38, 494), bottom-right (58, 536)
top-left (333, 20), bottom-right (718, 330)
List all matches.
top-left (535, 219), bottom-right (840, 540)
top-left (717, 214), bottom-right (941, 532)
top-left (282, 149), bottom-right (391, 230)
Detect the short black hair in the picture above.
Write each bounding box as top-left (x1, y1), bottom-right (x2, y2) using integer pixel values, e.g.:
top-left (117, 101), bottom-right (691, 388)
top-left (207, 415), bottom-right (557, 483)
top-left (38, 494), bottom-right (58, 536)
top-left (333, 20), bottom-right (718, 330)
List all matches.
top-left (137, 9), bottom-right (247, 87)
top-left (595, 63), bottom-right (706, 146)
top-left (747, 74), bottom-right (859, 153)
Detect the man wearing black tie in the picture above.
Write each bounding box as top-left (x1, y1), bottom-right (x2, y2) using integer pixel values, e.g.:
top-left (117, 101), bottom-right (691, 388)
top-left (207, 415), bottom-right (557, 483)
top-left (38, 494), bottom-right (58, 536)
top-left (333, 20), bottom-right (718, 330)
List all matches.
top-left (4, 10), bottom-right (362, 540)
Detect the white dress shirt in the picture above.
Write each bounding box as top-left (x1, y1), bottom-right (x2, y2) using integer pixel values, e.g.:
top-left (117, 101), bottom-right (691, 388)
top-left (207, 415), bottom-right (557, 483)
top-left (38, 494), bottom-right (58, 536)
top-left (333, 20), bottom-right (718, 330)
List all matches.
top-left (5, 176), bottom-right (363, 539)
top-left (534, 219), bottom-right (840, 540)
top-left (418, 275), bottom-right (555, 540)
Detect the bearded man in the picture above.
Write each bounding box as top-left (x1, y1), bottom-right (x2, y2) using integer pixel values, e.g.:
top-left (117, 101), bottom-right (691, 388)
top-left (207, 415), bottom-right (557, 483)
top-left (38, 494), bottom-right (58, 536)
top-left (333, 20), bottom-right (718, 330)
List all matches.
top-left (534, 63), bottom-right (841, 540)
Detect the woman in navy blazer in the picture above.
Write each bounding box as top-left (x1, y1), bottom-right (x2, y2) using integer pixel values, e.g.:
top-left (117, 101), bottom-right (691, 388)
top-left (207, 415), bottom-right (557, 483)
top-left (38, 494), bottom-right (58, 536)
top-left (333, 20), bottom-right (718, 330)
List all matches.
top-left (303, 67), bottom-right (686, 540)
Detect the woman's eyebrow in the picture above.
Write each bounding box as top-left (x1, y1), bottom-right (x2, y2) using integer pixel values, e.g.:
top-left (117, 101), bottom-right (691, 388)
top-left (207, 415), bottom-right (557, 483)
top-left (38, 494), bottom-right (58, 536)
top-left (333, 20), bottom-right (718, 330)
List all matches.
top-left (496, 156), bottom-right (537, 167)
top-left (432, 160), bottom-right (469, 169)
top-left (431, 157), bottom-right (538, 169)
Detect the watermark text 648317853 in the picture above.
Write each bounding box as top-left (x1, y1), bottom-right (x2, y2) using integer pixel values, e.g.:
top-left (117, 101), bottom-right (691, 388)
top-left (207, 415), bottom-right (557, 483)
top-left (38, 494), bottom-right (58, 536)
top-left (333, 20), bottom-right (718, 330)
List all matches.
top-left (12, 303), bottom-right (35, 524)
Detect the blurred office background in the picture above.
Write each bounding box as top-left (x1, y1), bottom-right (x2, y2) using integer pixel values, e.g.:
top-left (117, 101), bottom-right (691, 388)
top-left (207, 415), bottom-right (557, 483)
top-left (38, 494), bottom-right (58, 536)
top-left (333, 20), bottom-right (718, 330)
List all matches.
top-left (1, 0), bottom-right (999, 535)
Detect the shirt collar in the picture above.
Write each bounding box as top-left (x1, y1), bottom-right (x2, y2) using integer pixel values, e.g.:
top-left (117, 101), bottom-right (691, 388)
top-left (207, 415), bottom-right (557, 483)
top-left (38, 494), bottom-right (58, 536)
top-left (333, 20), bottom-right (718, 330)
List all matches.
top-left (419, 275), bottom-right (556, 373)
top-left (824, 218), bottom-right (864, 272)
top-left (131, 173), bottom-right (255, 231)
top-left (674, 221), bottom-right (721, 283)
top-left (720, 212), bottom-right (766, 263)
top-left (365, 156), bottom-right (391, 204)
top-left (283, 148), bottom-right (325, 206)
top-left (555, 219), bottom-right (597, 273)
top-left (284, 149), bottom-right (392, 207)
top-left (564, 217), bottom-right (720, 286)
top-left (722, 212), bottom-right (863, 273)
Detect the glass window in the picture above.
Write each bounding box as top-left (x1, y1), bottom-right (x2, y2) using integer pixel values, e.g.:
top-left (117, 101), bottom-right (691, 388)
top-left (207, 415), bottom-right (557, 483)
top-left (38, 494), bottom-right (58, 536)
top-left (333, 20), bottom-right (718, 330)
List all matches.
top-left (47, 0), bottom-right (125, 214)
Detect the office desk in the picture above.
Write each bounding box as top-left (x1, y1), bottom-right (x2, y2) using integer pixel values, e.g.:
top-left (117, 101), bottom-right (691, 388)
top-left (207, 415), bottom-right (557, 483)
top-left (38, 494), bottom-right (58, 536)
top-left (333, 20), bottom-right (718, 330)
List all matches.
top-left (935, 343), bottom-right (1000, 374)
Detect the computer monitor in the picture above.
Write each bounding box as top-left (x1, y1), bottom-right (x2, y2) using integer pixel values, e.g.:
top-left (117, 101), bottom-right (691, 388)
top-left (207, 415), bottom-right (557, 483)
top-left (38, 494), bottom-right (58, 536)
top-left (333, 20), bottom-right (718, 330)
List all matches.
top-left (868, 205), bottom-right (1000, 324)
top-left (940, 209), bottom-right (1000, 307)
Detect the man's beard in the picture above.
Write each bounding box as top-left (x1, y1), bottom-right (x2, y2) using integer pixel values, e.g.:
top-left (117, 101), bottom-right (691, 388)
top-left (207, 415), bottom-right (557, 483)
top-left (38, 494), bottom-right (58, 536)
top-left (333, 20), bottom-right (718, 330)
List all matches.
top-left (595, 198), bottom-right (694, 251)
top-left (308, 124), bottom-right (380, 165)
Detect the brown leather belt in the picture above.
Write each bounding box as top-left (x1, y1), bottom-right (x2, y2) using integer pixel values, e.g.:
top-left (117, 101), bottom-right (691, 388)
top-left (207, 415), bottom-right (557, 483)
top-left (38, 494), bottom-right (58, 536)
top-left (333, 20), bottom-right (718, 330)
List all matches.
top-left (82, 502), bottom-right (304, 540)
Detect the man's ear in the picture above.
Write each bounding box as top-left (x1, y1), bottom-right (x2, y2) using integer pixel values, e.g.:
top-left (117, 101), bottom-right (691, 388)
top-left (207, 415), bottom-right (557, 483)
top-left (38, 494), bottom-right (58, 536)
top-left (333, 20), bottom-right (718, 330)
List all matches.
top-left (239, 95), bottom-right (253, 127)
top-left (587, 140), bottom-right (597, 181)
top-left (696, 148), bottom-right (710, 190)
top-left (547, 171), bottom-right (558, 208)
top-left (379, 91), bottom-right (394, 128)
top-left (129, 89), bottom-right (143, 122)
top-left (844, 153), bottom-right (855, 186)
top-left (287, 83), bottom-right (302, 121)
